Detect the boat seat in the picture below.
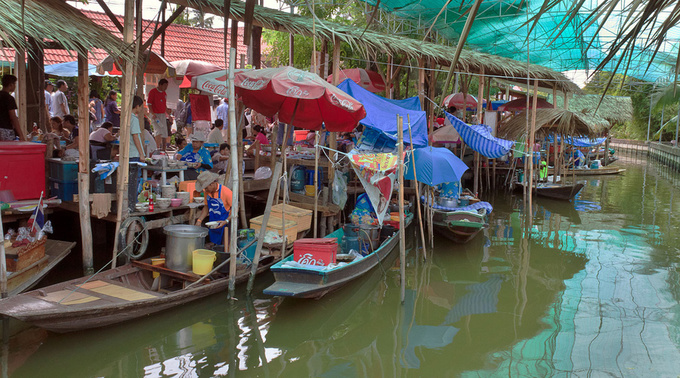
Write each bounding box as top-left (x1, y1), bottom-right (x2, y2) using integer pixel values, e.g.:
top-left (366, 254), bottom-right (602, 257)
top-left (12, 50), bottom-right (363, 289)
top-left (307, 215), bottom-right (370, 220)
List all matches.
top-left (132, 260), bottom-right (210, 283)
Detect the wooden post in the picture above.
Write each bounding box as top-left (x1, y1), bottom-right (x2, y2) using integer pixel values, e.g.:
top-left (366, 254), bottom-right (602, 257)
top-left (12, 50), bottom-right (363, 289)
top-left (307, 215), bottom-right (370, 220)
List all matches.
top-left (15, 47), bottom-right (27, 136)
top-left (406, 115), bottom-right (427, 260)
top-left (313, 131), bottom-right (320, 238)
top-left (227, 47), bottom-right (240, 298)
top-left (112, 0), bottom-right (139, 268)
top-left (328, 38), bottom-right (341, 190)
top-left (474, 72), bottom-right (484, 194)
top-left (386, 55), bottom-right (393, 99)
top-left (288, 6), bottom-right (295, 66)
top-left (247, 162), bottom-right (283, 293)
top-left (78, 53), bottom-right (94, 275)
top-left (397, 115), bottom-right (406, 303)
top-left (418, 58), bottom-right (425, 112)
top-left (484, 77), bottom-right (492, 191)
top-left (552, 87), bottom-right (559, 183)
top-left (0, 212), bottom-right (7, 298)
top-left (528, 79), bottom-right (539, 230)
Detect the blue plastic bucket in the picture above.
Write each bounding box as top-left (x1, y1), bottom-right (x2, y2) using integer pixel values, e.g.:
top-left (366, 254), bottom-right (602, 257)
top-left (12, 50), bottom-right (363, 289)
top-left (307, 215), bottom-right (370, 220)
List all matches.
top-left (237, 229), bottom-right (257, 260)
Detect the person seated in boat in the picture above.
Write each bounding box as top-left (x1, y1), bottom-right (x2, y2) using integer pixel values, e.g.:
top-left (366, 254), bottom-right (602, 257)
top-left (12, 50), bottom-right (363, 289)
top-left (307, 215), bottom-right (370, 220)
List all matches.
top-left (539, 157), bottom-right (548, 182)
top-left (194, 171), bottom-right (233, 246)
top-left (567, 148), bottom-right (586, 168)
top-left (175, 133), bottom-right (212, 180)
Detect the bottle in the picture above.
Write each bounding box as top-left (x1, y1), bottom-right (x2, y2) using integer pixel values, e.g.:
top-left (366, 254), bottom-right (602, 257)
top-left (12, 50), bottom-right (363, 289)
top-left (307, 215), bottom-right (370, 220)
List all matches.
top-left (148, 193), bottom-right (154, 212)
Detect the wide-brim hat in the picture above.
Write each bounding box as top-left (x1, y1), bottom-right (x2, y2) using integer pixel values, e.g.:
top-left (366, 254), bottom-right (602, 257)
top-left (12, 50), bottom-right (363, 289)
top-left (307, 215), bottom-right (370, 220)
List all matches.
top-left (191, 132), bottom-right (206, 142)
top-left (195, 171), bottom-right (220, 193)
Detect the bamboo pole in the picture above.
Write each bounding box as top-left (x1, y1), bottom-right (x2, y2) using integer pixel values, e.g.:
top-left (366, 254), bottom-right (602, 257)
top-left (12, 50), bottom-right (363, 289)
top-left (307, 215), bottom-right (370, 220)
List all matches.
top-left (406, 115), bottom-right (427, 260)
top-left (78, 53), bottom-right (94, 275)
top-left (528, 79), bottom-right (539, 230)
top-left (397, 115), bottom-right (406, 303)
top-left (227, 47), bottom-right (239, 299)
top-left (15, 47), bottom-right (27, 136)
top-left (418, 58), bottom-right (425, 113)
top-left (247, 161), bottom-right (282, 293)
top-left (313, 131), bottom-right (320, 238)
top-left (0, 211), bottom-right (7, 298)
top-left (111, 0), bottom-right (139, 268)
top-left (474, 71), bottom-right (484, 194)
top-left (484, 77), bottom-right (491, 192)
top-left (280, 123), bottom-right (290, 254)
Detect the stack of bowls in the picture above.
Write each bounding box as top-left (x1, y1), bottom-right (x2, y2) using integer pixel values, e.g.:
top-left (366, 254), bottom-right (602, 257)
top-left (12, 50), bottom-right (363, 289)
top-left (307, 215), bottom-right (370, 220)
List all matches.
top-left (176, 192), bottom-right (190, 206)
top-left (161, 184), bottom-right (176, 199)
top-left (156, 197), bottom-right (172, 209)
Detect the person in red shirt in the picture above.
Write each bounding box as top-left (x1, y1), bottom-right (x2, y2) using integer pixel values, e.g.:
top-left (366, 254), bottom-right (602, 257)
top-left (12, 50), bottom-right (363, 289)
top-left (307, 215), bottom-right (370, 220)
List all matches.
top-left (147, 79), bottom-right (168, 151)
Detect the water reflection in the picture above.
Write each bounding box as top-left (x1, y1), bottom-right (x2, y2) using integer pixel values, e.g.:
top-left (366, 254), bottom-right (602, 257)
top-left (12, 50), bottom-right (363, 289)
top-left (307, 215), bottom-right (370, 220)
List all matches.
top-left (5, 156), bottom-right (680, 376)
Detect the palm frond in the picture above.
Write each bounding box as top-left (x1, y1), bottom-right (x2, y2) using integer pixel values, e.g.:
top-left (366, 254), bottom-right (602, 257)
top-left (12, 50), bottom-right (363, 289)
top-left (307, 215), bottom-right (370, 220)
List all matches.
top-left (501, 108), bottom-right (609, 139)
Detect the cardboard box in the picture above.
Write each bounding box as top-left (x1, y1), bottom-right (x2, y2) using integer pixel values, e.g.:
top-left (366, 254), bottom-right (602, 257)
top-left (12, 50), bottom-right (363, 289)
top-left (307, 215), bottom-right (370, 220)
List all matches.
top-left (293, 238), bottom-right (338, 266)
top-left (250, 214), bottom-right (298, 242)
top-left (271, 204), bottom-right (313, 233)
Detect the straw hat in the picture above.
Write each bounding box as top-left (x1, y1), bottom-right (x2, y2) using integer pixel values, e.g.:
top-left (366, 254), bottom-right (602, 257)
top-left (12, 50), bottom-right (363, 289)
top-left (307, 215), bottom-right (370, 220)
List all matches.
top-left (195, 171), bottom-right (220, 192)
top-left (191, 132), bottom-right (207, 142)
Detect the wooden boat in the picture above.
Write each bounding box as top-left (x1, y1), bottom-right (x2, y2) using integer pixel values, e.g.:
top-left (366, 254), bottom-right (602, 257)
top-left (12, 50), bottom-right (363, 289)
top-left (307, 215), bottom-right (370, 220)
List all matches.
top-left (549, 167), bottom-right (625, 176)
top-left (0, 253), bottom-right (279, 333)
top-left (516, 182), bottom-right (585, 201)
top-left (431, 207), bottom-right (488, 243)
top-left (263, 214), bottom-right (413, 299)
top-left (6, 239), bottom-right (75, 297)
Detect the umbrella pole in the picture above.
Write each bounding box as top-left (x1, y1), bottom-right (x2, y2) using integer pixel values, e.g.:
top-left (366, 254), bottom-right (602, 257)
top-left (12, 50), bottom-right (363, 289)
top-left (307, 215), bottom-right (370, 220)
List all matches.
top-left (406, 116), bottom-right (427, 260)
top-left (313, 131), bottom-right (319, 238)
top-left (227, 47), bottom-right (239, 299)
top-left (397, 115), bottom-right (406, 304)
top-left (281, 122), bottom-right (289, 255)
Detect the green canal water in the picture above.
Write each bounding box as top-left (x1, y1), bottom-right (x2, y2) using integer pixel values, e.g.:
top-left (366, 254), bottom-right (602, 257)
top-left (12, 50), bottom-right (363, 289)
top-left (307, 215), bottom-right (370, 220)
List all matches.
top-left (5, 154), bottom-right (680, 377)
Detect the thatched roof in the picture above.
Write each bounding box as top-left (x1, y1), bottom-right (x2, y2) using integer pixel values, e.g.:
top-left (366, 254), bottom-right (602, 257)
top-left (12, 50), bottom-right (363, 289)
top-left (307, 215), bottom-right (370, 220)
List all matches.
top-left (500, 109), bottom-right (610, 139)
top-left (552, 94), bottom-right (633, 124)
top-left (0, 0), bottom-right (130, 62)
top-left (173, 0), bottom-right (581, 94)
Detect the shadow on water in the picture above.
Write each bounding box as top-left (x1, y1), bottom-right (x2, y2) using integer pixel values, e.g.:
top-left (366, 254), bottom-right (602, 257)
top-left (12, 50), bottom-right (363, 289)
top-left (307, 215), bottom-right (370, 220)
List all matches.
top-left (7, 156), bottom-right (680, 376)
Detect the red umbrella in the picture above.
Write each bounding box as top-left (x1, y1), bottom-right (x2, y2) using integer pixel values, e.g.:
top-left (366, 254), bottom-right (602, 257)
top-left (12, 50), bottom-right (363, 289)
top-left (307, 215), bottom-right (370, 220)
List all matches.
top-left (171, 60), bottom-right (223, 88)
top-left (442, 93), bottom-right (485, 109)
top-left (234, 66), bottom-right (366, 132)
top-left (326, 68), bottom-right (386, 93)
top-left (497, 97), bottom-right (553, 112)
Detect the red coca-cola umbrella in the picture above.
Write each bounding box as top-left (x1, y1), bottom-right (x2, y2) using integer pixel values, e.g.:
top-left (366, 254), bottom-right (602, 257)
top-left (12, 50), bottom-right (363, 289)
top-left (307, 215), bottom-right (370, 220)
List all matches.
top-left (171, 60), bottom-right (223, 88)
top-left (442, 93), bottom-right (485, 110)
top-left (234, 66), bottom-right (366, 132)
top-left (326, 68), bottom-right (386, 93)
top-left (497, 96), bottom-right (553, 112)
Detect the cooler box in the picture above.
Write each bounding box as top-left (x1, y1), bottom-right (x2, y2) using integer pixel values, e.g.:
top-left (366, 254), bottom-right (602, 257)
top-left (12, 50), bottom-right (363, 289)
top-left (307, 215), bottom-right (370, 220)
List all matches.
top-left (293, 238), bottom-right (337, 266)
top-left (271, 203), bottom-right (312, 233)
top-left (0, 142), bottom-right (46, 200)
top-left (250, 214), bottom-right (298, 242)
top-left (47, 158), bottom-right (78, 181)
top-left (49, 178), bottom-right (78, 201)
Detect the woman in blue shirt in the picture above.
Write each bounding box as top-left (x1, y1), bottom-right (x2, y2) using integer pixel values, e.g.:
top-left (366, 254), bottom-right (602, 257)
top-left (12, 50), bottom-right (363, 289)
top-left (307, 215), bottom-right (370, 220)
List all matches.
top-left (175, 132), bottom-right (212, 180)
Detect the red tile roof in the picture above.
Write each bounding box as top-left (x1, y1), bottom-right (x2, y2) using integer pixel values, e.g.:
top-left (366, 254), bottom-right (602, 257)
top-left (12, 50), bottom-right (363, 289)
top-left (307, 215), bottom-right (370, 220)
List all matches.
top-left (1, 9), bottom-right (250, 68)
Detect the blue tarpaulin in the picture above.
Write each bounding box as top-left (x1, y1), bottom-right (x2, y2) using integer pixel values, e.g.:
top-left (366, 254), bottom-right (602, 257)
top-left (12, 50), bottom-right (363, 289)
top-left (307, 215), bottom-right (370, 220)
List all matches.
top-left (548, 135), bottom-right (606, 147)
top-left (338, 79), bottom-right (428, 147)
top-left (383, 96), bottom-right (422, 111)
top-left (446, 112), bottom-right (514, 158)
top-left (45, 61), bottom-right (111, 77)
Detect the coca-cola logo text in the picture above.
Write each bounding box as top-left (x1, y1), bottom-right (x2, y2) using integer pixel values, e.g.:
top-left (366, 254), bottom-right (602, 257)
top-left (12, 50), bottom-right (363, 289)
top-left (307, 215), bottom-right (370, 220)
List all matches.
top-left (329, 92), bottom-right (354, 111)
top-left (298, 253), bottom-right (325, 266)
top-left (286, 85), bottom-right (310, 98)
top-left (240, 78), bottom-right (267, 90)
top-left (200, 81), bottom-right (228, 96)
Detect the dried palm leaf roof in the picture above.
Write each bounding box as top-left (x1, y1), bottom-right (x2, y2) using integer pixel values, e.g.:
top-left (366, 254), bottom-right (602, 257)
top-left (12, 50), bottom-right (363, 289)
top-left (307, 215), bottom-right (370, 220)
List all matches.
top-left (500, 108), bottom-right (610, 140)
top-left (0, 0), bottom-right (130, 62)
top-left (174, 0), bottom-right (581, 94)
top-left (551, 94), bottom-right (633, 124)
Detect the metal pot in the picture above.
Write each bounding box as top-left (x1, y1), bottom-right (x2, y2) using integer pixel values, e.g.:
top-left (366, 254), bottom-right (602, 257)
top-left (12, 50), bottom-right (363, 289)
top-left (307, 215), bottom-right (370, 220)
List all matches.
top-left (438, 197), bottom-right (458, 208)
top-left (163, 225), bottom-right (209, 272)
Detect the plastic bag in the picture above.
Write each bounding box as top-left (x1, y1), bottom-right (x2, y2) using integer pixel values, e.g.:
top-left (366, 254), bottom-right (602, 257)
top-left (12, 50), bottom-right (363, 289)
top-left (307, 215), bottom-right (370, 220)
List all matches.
top-left (254, 166), bottom-right (272, 180)
top-left (332, 169), bottom-right (348, 210)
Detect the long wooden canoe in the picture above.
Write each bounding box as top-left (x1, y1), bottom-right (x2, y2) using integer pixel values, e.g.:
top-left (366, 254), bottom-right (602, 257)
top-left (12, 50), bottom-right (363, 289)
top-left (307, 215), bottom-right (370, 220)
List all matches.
top-left (0, 253), bottom-right (279, 333)
top-left (549, 167), bottom-right (626, 176)
top-left (263, 214), bottom-right (413, 299)
top-left (516, 182), bottom-right (585, 201)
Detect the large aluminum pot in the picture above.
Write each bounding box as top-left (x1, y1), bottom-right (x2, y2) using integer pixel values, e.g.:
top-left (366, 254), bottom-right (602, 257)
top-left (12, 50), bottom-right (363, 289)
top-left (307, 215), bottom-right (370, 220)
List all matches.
top-left (163, 225), bottom-right (209, 272)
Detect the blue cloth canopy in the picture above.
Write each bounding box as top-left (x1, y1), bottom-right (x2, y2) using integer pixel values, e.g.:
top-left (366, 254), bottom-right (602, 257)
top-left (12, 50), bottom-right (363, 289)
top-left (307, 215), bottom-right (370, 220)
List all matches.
top-left (548, 135), bottom-right (606, 147)
top-left (404, 146), bottom-right (469, 186)
top-left (45, 61), bottom-right (110, 77)
top-left (338, 79), bottom-right (428, 147)
top-left (446, 112), bottom-right (514, 158)
top-left (383, 96), bottom-right (422, 111)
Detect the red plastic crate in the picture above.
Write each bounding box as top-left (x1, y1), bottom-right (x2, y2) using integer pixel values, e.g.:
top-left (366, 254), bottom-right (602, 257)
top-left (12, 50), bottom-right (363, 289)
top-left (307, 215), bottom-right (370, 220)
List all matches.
top-left (293, 238), bottom-right (338, 266)
top-left (0, 142), bottom-right (46, 200)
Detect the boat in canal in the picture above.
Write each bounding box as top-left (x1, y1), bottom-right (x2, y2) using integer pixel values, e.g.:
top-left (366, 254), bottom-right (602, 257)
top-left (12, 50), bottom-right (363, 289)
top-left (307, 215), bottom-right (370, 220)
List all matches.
top-left (263, 213), bottom-right (413, 299)
top-left (550, 167), bottom-right (626, 176)
top-left (423, 193), bottom-right (492, 244)
top-left (515, 181), bottom-right (585, 201)
top-left (0, 253), bottom-right (279, 333)
top-left (6, 239), bottom-right (75, 297)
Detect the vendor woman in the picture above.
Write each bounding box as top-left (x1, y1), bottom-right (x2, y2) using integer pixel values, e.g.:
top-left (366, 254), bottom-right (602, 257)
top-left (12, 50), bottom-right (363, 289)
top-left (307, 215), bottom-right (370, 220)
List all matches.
top-left (175, 132), bottom-right (212, 180)
top-left (194, 171), bottom-right (233, 245)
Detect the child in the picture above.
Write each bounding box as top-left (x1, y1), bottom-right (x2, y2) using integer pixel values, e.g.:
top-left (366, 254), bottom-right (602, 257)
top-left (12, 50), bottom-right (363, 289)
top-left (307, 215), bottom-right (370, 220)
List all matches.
top-left (211, 143), bottom-right (230, 173)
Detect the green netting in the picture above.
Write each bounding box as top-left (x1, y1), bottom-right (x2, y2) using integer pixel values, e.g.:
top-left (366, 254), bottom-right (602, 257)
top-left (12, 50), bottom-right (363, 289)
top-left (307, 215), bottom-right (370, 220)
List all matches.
top-left (361, 0), bottom-right (677, 83)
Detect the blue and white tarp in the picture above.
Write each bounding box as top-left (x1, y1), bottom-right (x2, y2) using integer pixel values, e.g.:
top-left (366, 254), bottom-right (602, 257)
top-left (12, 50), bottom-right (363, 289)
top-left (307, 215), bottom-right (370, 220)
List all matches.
top-left (45, 61), bottom-right (113, 77)
top-left (445, 112), bottom-right (514, 158)
top-left (338, 79), bottom-right (428, 147)
top-left (548, 135), bottom-right (606, 147)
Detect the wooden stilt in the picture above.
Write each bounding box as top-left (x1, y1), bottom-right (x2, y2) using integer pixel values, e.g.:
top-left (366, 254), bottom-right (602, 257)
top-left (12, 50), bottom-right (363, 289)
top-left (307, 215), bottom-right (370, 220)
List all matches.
top-left (397, 115), bottom-right (406, 303)
top-left (78, 53), bottom-right (94, 275)
top-left (406, 115), bottom-right (427, 260)
top-left (0, 212), bottom-right (7, 298)
top-left (313, 131), bottom-right (320, 238)
top-left (227, 46), bottom-right (240, 298)
top-left (112, 0), bottom-right (139, 268)
top-left (528, 79), bottom-right (539, 230)
top-left (247, 162), bottom-right (283, 293)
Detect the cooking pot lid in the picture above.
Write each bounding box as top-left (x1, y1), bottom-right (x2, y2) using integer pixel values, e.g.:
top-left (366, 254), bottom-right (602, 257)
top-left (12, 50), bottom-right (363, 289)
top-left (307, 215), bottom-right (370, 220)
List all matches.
top-left (163, 224), bottom-right (209, 237)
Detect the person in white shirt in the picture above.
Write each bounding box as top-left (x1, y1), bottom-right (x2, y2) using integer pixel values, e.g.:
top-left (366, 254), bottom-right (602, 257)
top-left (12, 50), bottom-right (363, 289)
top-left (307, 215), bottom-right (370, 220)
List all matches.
top-left (89, 121), bottom-right (116, 144)
top-left (216, 98), bottom-right (228, 123)
top-left (44, 81), bottom-right (53, 119)
top-left (207, 119), bottom-right (225, 145)
top-left (50, 80), bottom-right (69, 118)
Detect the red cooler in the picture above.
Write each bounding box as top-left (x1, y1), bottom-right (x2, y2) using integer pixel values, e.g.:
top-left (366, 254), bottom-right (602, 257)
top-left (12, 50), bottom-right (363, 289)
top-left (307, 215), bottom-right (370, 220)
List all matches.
top-left (0, 142), bottom-right (47, 200)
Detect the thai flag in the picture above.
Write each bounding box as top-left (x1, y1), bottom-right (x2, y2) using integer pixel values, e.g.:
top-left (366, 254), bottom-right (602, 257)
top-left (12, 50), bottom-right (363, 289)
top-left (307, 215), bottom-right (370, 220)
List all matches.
top-left (29, 197), bottom-right (45, 234)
